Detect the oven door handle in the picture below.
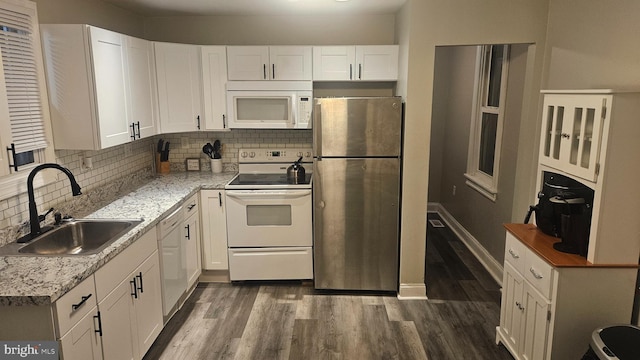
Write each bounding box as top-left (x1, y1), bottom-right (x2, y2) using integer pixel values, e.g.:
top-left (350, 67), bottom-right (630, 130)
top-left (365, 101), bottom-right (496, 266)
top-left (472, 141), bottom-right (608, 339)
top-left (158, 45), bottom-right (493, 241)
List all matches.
top-left (226, 190), bottom-right (311, 199)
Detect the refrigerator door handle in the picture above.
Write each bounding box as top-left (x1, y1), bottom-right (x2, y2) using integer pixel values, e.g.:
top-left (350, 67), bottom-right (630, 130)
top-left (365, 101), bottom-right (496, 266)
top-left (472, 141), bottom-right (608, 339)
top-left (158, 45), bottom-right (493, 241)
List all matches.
top-left (313, 102), bottom-right (322, 156)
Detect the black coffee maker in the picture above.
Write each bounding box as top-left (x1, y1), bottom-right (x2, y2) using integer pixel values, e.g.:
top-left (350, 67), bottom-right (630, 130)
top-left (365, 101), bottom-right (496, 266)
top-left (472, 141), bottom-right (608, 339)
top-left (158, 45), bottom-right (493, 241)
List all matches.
top-left (524, 171), bottom-right (594, 257)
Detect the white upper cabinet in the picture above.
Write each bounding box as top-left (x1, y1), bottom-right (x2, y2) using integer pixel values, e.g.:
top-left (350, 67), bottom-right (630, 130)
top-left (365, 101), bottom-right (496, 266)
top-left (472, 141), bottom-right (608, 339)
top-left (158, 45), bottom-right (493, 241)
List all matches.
top-left (313, 45), bottom-right (399, 81)
top-left (155, 42), bottom-right (203, 133)
top-left (539, 93), bottom-right (607, 182)
top-left (227, 46), bottom-right (312, 81)
top-left (312, 46), bottom-right (356, 81)
top-left (40, 25), bottom-right (157, 150)
top-left (87, 27), bottom-right (131, 148)
top-left (125, 36), bottom-right (158, 140)
top-left (201, 46), bottom-right (228, 130)
top-left (269, 46), bottom-right (313, 80)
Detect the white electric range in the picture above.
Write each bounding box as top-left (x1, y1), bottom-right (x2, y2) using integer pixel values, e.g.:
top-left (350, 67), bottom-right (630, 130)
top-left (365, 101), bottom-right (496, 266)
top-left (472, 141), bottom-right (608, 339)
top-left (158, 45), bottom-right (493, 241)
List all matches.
top-left (225, 148), bottom-right (313, 281)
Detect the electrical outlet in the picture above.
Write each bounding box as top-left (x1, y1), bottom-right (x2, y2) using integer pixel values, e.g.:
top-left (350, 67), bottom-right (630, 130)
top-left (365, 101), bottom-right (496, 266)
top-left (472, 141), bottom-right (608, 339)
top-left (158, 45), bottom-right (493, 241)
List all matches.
top-left (181, 137), bottom-right (189, 149)
top-left (452, 185), bottom-right (456, 196)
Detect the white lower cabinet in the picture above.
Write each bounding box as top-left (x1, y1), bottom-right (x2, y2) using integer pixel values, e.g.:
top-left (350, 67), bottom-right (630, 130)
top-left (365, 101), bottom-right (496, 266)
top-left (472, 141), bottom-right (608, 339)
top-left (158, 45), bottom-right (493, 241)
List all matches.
top-left (94, 229), bottom-right (163, 360)
top-left (200, 190), bottom-right (228, 270)
top-left (59, 304), bottom-right (103, 360)
top-left (497, 228), bottom-right (637, 360)
top-left (183, 194), bottom-right (202, 289)
top-left (498, 247), bottom-right (552, 360)
top-left (99, 252), bottom-right (162, 360)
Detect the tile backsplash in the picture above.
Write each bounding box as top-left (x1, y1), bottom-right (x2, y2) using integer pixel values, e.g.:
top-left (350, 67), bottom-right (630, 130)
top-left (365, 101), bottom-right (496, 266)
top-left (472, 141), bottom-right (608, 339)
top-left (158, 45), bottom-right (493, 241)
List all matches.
top-left (160, 129), bottom-right (312, 171)
top-left (0, 129), bottom-right (311, 246)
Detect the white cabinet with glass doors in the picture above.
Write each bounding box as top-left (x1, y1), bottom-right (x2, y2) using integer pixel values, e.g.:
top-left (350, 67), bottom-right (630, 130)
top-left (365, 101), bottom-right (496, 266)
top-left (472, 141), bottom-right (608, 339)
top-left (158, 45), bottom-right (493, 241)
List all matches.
top-left (313, 45), bottom-right (399, 81)
top-left (537, 90), bottom-right (640, 265)
top-left (539, 93), bottom-right (607, 183)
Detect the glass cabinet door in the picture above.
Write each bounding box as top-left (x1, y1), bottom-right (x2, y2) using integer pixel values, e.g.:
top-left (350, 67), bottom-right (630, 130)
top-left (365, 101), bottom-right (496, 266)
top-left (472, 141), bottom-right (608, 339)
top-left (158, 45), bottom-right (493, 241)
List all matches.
top-left (539, 94), bottom-right (607, 182)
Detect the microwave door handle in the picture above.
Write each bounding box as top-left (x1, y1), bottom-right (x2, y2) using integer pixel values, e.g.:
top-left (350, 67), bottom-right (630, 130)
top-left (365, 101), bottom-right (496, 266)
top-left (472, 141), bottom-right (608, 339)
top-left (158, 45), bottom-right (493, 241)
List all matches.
top-left (291, 94), bottom-right (297, 127)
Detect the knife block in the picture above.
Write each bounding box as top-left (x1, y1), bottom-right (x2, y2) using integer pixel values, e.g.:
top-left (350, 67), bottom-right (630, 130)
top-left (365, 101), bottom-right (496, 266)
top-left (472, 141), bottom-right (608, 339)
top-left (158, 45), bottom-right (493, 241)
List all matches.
top-left (156, 154), bottom-right (170, 174)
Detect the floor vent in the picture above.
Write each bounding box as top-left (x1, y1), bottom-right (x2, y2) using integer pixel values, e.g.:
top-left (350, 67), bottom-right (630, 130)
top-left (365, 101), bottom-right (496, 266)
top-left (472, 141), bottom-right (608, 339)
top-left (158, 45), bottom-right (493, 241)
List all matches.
top-left (429, 219), bottom-right (446, 228)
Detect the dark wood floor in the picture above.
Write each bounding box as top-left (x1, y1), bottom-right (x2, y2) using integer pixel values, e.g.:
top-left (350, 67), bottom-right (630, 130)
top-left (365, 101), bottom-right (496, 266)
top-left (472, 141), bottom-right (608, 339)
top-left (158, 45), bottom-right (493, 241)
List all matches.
top-left (143, 213), bottom-right (513, 360)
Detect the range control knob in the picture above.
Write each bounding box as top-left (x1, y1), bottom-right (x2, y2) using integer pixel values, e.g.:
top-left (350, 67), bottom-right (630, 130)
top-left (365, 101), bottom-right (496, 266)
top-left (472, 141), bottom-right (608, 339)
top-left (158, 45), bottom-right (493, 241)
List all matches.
top-left (305, 151), bottom-right (312, 158)
top-left (241, 151), bottom-right (248, 158)
top-left (297, 151), bottom-right (303, 157)
top-left (249, 152), bottom-right (255, 158)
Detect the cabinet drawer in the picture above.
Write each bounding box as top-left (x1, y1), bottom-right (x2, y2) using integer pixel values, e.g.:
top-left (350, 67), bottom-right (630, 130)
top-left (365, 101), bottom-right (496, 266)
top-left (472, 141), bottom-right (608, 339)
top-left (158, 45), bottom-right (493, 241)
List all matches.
top-left (184, 193), bottom-right (199, 218)
top-left (524, 251), bottom-right (554, 299)
top-left (95, 229), bottom-right (157, 301)
top-left (54, 275), bottom-right (97, 337)
top-left (504, 232), bottom-right (526, 274)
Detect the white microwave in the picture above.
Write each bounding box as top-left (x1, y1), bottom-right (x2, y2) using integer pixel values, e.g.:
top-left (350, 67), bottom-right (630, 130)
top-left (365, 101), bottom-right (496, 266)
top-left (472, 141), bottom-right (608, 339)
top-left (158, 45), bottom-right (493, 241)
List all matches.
top-left (227, 81), bottom-right (313, 129)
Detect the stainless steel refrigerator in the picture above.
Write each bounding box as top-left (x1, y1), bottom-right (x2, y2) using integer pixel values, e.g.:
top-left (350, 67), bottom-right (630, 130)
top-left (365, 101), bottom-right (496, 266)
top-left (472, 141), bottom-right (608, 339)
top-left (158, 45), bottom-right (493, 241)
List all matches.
top-left (313, 97), bottom-right (402, 291)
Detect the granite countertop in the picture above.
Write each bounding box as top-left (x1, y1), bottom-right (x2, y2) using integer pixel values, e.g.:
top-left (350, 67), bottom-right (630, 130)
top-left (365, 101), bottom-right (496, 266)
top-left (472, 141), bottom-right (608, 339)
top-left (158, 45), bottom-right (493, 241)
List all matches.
top-left (0, 171), bottom-right (237, 306)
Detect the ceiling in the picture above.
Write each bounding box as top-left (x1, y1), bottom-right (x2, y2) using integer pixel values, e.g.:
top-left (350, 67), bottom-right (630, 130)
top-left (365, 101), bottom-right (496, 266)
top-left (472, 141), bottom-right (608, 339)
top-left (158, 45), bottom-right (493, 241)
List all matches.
top-left (101, 0), bottom-right (407, 16)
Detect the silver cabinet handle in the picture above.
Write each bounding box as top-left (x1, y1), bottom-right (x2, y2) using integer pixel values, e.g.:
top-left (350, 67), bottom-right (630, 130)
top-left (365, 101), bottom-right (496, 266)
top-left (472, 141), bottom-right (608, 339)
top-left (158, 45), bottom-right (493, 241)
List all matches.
top-left (349, 64), bottom-right (353, 80)
top-left (508, 249), bottom-right (519, 259)
top-left (263, 64), bottom-right (267, 79)
top-left (530, 267), bottom-right (543, 279)
top-left (272, 64), bottom-right (275, 79)
top-left (358, 63), bottom-right (362, 79)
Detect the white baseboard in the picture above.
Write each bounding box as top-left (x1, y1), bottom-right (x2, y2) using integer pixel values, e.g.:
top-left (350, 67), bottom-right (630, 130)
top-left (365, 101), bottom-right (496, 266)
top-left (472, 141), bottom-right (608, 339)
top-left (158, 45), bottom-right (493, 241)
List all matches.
top-left (427, 202), bottom-right (504, 286)
top-left (398, 283), bottom-right (428, 300)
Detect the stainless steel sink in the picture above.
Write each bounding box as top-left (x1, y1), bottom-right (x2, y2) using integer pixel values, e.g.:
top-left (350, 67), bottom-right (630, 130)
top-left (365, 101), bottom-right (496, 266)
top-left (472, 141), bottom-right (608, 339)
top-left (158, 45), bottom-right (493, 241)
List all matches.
top-left (2, 219), bottom-right (142, 256)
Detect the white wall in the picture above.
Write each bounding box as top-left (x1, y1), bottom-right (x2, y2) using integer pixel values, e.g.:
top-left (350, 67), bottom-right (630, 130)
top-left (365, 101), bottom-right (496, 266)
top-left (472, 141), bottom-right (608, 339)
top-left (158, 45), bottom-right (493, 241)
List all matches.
top-left (396, 0), bottom-right (549, 297)
top-left (33, 0), bottom-right (144, 36)
top-left (144, 14), bottom-right (396, 45)
top-left (543, 0), bottom-right (640, 89)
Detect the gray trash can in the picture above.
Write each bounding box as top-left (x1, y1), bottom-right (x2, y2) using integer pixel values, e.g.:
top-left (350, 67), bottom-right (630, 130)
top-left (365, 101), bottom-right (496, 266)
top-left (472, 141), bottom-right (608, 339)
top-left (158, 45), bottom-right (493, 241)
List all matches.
top-left (582, 325), bottom-right (640, 359)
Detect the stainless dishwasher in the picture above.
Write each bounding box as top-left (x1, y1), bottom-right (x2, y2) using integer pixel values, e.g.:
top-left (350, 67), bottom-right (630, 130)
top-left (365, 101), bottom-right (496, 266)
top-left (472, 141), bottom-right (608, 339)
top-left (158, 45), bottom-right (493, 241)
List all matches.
top-left (157, 205), bottom-right (186, 318)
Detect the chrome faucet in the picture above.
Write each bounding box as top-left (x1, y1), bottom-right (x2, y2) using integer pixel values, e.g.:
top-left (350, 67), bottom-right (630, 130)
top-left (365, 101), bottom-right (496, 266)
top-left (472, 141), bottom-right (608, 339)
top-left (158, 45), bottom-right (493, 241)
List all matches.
top-left (18, 163), bottom-right (82, 243)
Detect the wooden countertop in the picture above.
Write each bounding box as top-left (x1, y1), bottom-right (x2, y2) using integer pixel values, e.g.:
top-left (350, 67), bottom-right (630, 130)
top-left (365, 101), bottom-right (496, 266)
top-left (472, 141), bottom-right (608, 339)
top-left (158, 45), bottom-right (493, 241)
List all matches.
top-left (504, 223), bottom-right (639, 268)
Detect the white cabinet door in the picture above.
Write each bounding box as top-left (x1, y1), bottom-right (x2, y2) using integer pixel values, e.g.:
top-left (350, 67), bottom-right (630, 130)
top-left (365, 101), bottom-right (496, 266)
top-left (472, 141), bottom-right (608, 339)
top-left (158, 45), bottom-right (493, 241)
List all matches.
top-left (125, 36), bottom-right (158, 140)
top-left (227, 46), bottom-right (270, 80)
top-left (88, 26), bottom-right (131, 148)
top-left (99, 277), bottom-right (138, 360)
top-left (59, 306), bottom-right (103, 360)
top-left (355, 45), bottom-right (399, 81)
top-left (132, 251), bottom-right (163, 358)
top-left (200, 190), bottom-right (228, 270)
top-left (269, 46), bottom-right (312, 80)
top-left (184, 212), bottom-right (202, 289)
top-left (227, 46), bottom-right (312, 81)
top-left (313, 46), bottom-right (356, 81)
top-left (201, 46), bottom-right (228, 130)
top-left (500, 262), bottom-right (525, 353)
top-left (520, 282), bottom-right (551, 360)
top-left (539, 94), bottom-right (607, 182)
top-left (155, 42), bottom-right (202, 133)
top-left (313, 45), bottom-right (398, 81)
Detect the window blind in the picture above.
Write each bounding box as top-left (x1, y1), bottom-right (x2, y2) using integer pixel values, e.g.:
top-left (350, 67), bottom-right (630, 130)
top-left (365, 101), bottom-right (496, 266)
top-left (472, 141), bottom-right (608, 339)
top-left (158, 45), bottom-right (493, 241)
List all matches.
top-left (0, 6), bottom-right (47, 154)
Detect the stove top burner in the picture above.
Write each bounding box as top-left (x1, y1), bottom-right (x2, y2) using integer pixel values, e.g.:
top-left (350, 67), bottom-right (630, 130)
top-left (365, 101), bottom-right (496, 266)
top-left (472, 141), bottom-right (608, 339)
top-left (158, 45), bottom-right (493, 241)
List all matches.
top-left (227, 173), bottom-right (312, 187)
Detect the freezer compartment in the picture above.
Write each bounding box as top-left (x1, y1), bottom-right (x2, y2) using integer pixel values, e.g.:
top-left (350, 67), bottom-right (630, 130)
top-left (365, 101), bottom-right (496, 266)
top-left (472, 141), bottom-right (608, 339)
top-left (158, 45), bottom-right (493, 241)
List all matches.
top-left (313, 157), bottom-right (400, 291)
top-left (228, 247), bottom-right (313, 281)
top-left (313, 97), bottom-right (402, 158)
